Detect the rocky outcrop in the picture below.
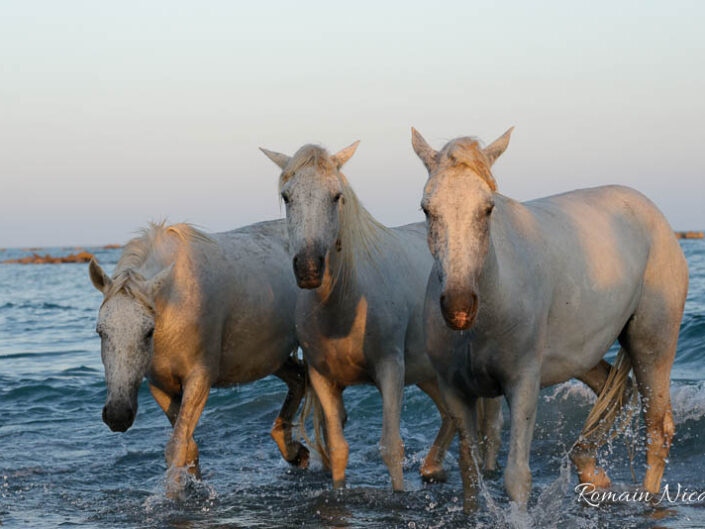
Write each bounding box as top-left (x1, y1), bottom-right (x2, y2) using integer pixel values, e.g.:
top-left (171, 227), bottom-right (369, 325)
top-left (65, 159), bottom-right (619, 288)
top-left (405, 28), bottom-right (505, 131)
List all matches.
top-left (2, 251), bottom-right (95, 264)
top-left (675, 231), bottom-right (704, 239)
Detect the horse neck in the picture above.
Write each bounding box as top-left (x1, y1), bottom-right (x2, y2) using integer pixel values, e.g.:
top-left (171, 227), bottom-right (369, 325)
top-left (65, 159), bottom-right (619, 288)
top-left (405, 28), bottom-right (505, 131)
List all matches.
top-left (314, 229), bottom-right (362, 306)
top-left (474, 194), bottom-right (532, 331)
top-left (314, 193), bottom-right (383, 306)
top-left (475, 199), bottom-right (505, 322)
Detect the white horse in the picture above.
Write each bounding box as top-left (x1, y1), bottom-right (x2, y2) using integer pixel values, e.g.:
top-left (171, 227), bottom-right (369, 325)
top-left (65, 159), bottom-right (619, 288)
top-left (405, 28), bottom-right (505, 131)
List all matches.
top-left (411, 127), bottom-right (689, 509)
top-left (89, 221), bottom-right (310, 494)
top-left (261, 142), bottom-right (503, 491)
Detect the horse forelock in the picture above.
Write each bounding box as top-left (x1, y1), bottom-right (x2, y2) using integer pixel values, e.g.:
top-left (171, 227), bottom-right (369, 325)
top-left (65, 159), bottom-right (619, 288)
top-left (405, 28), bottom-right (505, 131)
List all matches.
top-left (439, 137), bottom-right (497, 192)
top-left (279, 144), bottom-right (336, 189)
top-left (102, 270), bottom-right (154, 312)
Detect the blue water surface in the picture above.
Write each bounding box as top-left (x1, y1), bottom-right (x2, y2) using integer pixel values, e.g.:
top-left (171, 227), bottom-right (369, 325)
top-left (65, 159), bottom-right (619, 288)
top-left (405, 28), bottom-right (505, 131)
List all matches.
top-left (0, 241), bottom-right (704, 528)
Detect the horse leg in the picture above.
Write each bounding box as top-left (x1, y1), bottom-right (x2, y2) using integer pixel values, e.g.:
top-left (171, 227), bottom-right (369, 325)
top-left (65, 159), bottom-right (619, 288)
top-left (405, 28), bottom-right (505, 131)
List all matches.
top-left (504, 374), bottom-right (540, 507)
top-left (622, 320), bottom-right (679, 494)
top-left (376, 356), bottom-right (405, 491)
top-left (149, 383), bottom-right (201, 479)
top-left (417, 379), bottom-right (455, 483)
top-left (271, 356), bottom-right (309, 469)
top-left (163, 371), bottom-right (210, 495)
top-left (571, 360), bottom-right (614, 488)
top-left (478, 397), bottom-right (503, 473)
top-left (438, 382), bottom-right (481, 513)
top-left (308, 365), bottom-right (348, 488)
top-left (577, 360), bottom-right (611, 394)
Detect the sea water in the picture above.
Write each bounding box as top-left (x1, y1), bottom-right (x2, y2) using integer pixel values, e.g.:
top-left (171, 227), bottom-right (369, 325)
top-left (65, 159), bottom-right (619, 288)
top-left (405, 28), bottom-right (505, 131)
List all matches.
top-left (0, 241), bottom-right (704, 528)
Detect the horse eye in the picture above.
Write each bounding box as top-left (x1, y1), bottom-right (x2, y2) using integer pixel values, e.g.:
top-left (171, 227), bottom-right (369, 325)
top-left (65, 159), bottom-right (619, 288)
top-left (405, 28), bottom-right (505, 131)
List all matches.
top-left (281, 192), bottom-right (290, 204)
top-left (146, 328), bottom-right (154, 339)
top-left (421, 205), bottom-right (429, 217)
top-left (485, 204), bottom-right (495, 216)
top-left (333, 193), bottom-right (342, 203)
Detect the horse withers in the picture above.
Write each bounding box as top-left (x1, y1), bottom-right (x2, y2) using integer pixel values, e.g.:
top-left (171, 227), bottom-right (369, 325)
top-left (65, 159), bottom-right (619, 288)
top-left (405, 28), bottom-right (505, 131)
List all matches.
top-left (261, 142), bottom-right (503, 491)
top-left (89, 221), bottom-right (309, 495)
top-left (411, 127), bottom-right (688, 510)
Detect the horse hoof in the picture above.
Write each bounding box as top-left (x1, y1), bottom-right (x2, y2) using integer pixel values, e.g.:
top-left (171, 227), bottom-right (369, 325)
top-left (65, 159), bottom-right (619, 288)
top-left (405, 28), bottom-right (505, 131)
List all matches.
top-left (463, 496), bottom-right (479, 514)
top-left (332, 478), bottom-right (346, 489)
top-left (578, 466), bottom-right (611, 489)
top-left (421, 466), bottom-right (448, 483)
top-left (288, 444), bottom-right (310, 469)
top-left (483, 464), bottom-right (501, 479)
top-left (591, 468), bottom-right (611, 489)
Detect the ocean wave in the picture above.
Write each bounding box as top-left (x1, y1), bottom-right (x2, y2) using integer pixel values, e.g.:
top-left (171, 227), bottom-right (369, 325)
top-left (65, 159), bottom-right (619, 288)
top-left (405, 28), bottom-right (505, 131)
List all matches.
top-left (542, 379), bottom-right (705, 426)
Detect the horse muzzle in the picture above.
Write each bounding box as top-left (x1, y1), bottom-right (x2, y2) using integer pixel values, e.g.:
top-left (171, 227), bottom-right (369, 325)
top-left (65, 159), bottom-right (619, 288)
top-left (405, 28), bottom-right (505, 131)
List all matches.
top-left (440, 290), bottom-right (479, 331)
top-left (293, 251), bottom-right (325, 289)
top-left (102, 401), bottom-right (136, 432)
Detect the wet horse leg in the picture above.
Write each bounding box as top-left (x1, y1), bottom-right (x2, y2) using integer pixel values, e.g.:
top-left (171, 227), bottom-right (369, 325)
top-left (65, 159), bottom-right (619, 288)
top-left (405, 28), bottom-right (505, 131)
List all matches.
top-left (504, 373), bottom-right (540, 507)
top-left (417, 379), bottom-right (456, 483)
top-left (308, 365), bottom-right (348, 488)
top-left (478, 397), bottom-right (503, 473)
top-left (437, 381), bottom-right (481, 513)
top-left (162, 371), bottom-right (210, 495)
top-left (571, 359), bottom-right (615, 488)
top-left (624, 324), bottom-right (678, 495)
top-left (271, 356), bottom-right (310, 469)
top-left (376, 355), bottom-right (406, 491)
top-left (633, 358), bottom-right (676, 494)
top-left (149, 383), bottom-right (202, 479)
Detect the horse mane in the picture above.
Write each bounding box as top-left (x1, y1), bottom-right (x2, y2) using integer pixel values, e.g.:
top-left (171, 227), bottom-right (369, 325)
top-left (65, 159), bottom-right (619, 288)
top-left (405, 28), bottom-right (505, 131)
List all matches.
top-left (103, 221), bottom-right (212, 307)
top-left (279, 144), bottom-right (392, 289)
top-left (439, 137), bottom-right (497, 191)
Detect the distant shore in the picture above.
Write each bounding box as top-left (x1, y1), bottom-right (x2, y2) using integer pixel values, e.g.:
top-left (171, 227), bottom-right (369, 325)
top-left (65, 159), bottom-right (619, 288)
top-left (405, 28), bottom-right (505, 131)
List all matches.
top-left (1, 232), bottom-right (703, 264)
top-left (675, 231), bottom-right (704, 240)
top-left (0, 244), bottom-right (122, 264)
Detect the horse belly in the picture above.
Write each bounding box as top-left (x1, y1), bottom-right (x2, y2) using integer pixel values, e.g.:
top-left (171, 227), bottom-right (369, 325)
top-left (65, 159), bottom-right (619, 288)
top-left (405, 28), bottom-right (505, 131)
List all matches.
top-left (542, 284), bottom-right (641, 385)
top-left (217, 338), bottom-right (293, 385)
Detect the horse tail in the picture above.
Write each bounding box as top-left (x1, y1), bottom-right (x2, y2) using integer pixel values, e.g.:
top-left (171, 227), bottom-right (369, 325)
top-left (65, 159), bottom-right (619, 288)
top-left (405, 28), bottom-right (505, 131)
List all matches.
top-left (576, 348), bottom-right (638, 454)
top-left (297, 365), bottom-right (330, 468)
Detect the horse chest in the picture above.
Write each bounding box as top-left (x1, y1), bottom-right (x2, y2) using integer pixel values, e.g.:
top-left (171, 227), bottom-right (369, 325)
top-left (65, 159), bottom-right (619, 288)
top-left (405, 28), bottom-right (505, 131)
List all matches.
top-left (297, 294), bottom-right (377, 385)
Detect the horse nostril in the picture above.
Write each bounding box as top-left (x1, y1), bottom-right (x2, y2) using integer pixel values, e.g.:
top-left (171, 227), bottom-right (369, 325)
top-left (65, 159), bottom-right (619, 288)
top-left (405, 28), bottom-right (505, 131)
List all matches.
top-left (102, 405), bottom-right (108, 424)
top-left (293, 256), bottom-right (298, 267)
top-left (318, 256), bottom-right (324, 268)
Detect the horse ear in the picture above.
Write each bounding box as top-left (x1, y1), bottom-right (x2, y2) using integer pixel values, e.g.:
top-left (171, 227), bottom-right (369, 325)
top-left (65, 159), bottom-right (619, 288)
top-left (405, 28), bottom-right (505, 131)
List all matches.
top-left (411, 127), bottom-right (438, 173)
top-left (89, 258), bottom-right (112, 293)
top-left (331, 141), bottom-right (360, 169)
top-left (483, 127), bottom-right (514, 166)
top-left (259, 148), bottom-right (291, 170)
top-left (145, 263), bottom-right (174, 299)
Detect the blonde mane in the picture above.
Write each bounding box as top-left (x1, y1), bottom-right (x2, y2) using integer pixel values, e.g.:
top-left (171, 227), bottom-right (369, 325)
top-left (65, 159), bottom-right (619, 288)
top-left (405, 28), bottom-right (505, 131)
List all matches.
top-left (439, 137), bottom-right (497, 191)
top-left (279, 145), bottom-right (392, 289)
top-left (103, 221), bottom-right (212, 306)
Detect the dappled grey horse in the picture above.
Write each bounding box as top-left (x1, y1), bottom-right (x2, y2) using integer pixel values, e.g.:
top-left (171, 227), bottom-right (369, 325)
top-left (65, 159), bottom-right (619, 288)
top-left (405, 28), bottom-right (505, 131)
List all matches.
top-left (89, 221), bottom-right (309, 495)
top-left (412, 127), bottom-right (688, 509)
top-left (261, 142), bottom-right (503, 491)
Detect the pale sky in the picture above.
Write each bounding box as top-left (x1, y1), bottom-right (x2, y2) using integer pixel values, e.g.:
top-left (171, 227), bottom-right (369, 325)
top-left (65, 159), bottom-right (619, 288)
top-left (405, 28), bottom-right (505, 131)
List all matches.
top-left (1, 1), bottom-right (703, 247)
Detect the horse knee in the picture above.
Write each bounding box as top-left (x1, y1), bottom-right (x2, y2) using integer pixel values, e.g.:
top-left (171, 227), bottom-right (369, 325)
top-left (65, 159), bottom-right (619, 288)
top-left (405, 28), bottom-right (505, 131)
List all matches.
top-left (379, 436), bottom-right (404, 464)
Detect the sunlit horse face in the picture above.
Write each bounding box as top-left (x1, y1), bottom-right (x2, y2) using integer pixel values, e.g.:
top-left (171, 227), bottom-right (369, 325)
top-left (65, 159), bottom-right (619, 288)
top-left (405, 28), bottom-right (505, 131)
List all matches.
top-left (412, 128), bottom-right (513, 330)
top-left (261, 142), bottom-right (359, 289)
top-left (89, 259), bottom-right (171, 432)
